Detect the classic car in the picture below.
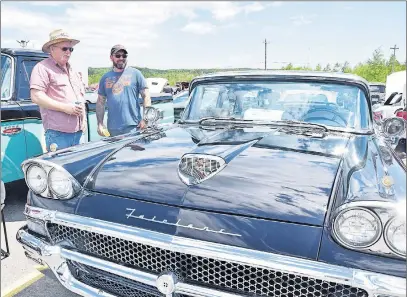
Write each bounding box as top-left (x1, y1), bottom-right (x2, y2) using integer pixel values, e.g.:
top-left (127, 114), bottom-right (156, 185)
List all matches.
top-left (369, 82), bottom-right (386, 105)
top-left (17, 70), bottom-right (406, 297)
top-left (0, 48), bottom-right (174, 189)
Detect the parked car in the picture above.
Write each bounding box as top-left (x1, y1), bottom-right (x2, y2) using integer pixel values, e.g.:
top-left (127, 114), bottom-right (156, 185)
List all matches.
top-left (146, 77), bottom-right (178, 95)
top-left (172, 90), bottom-right (189, 122)
top-left (1, 48), bottom-right (174, 188)
top-left (17, 70), bottom-right (405, 297)
top-left (369, 82), bottom-right (386, 105)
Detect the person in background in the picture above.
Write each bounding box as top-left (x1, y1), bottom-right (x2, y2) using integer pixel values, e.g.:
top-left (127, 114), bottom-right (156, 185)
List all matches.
top-left (96, 44), bottom-right (151, 137)
top-left (30, 29), bottom-right (86, 152)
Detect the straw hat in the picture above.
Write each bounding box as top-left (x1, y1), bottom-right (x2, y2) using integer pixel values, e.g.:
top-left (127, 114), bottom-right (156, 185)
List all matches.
top-left (42, 29), bottom-right (80, 53)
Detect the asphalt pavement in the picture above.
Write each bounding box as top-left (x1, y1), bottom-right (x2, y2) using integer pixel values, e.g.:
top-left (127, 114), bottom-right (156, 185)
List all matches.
top-left (1, 182), bottom-right (79, 297)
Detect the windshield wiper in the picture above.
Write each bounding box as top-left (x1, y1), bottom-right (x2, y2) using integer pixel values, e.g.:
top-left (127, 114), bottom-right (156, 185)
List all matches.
top-left (179, 117), bottom-right (248, 125)
top-left (180, 117), bottom-right (329, 132)
top-left (266, 120), bottom-right (329, 132)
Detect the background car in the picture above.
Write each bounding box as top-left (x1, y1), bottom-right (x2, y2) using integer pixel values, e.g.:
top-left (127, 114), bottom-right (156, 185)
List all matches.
top-left (369, 82), bottom-right (386, 104)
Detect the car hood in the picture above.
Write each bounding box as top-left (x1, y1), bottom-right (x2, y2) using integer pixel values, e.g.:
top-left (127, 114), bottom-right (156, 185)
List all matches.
top-left (86, 126), bottom-right (349, 226)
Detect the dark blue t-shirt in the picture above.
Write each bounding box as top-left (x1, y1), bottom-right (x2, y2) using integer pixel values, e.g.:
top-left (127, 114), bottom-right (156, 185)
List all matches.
top-left (98, 67), bottom-right (147, 135)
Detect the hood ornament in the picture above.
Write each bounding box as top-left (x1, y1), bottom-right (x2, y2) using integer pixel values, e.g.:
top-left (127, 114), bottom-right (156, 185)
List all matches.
top-left (178, 153), bottom-right (226, 186)
top-left (125, 208), bottom-right (241, 237)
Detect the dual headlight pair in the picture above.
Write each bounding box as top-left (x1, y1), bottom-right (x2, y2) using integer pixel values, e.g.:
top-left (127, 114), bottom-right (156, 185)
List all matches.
top-left (333, 207), bottom-right (405, 257)
top-left (22, 161), bottom-right (81, 199)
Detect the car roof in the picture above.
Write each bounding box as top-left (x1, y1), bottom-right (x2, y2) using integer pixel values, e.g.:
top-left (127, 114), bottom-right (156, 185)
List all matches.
top-left (193, 70), bottom-right (368, 83)
top-left (1, 48), bottom-right (49, 58)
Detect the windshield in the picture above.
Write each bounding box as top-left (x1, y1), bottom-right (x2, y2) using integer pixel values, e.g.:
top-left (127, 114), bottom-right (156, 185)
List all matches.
top-left (184, 81), bottom-right (370, 130)
top-left (370, 85), bottom-right (385, 93)
top-left (1, 54), bottom-right (13, 100)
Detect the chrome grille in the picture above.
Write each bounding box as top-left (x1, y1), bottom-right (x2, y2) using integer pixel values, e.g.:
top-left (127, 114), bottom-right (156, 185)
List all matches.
top-left (67, 260), bottom-right (162, 297)
top-left (49, 224), bottom-right (369, 297)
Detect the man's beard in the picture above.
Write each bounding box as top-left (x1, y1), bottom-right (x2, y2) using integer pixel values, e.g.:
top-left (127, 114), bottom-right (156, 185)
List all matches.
top-left (113, 60), bottom-right (127, 69)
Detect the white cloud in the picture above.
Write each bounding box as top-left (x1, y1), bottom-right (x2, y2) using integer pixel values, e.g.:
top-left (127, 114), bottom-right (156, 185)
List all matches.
top-left (182, 22), bottom-right (216, 35)
top-left (209, 1), bottom-right (267, 21)
top-left (244, 2), bottom-right (266, 14)
top-left (29, 1), bottom-right (69, 6)
top-left (289, 14), bottom-right (317, 26)
top-left (1, 1), bottom-right (269, 71)
top-left (270, 2), bottom-right (283, 8)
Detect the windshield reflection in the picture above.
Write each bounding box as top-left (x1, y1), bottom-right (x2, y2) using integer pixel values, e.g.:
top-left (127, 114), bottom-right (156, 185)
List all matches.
top-left (184, 82), bottom-right (370, 130)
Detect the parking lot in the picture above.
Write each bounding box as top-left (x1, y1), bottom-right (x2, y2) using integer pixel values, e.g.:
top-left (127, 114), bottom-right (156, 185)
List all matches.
top-left (1, 182), bottom-right (79, 297)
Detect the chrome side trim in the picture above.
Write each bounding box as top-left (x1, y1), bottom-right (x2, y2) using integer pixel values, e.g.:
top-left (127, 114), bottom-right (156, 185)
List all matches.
top-left (23, 205), bottom-right (406, 297)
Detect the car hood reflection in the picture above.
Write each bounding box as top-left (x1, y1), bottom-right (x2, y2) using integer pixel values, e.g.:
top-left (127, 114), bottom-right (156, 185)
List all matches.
top-left (89, 126), bottom-right (350, 226)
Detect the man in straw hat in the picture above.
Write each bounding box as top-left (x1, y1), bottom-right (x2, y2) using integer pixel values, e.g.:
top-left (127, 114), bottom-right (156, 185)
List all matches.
top-left (30, 29), bottom-right (86, 152)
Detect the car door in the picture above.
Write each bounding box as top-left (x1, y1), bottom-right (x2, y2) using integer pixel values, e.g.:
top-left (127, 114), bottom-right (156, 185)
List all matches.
top-left (1, 53), bottom-right (27, 183)
top-left (15, 56), bottom-right (48, 159)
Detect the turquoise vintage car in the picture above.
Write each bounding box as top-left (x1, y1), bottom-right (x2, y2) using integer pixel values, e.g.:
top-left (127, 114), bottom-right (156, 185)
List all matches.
top-left (1, 48), bottom-right (174, 187)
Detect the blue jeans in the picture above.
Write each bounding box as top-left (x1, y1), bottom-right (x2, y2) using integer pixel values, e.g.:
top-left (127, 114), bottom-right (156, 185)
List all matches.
top-left (45, 129), bottom-right (83, 152)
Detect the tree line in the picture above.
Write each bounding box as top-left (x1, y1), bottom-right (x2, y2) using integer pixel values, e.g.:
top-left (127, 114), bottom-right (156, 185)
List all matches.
top-left (88, 48), bottom-right (406, 87)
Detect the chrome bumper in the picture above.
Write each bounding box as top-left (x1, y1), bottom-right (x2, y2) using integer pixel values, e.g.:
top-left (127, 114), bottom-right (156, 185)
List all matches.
top-left (18, 206), bottom-right (406, 297)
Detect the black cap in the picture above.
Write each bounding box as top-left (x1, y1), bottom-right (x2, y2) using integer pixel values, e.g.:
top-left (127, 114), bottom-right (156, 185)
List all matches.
top-left (110, 44), bottom-right (128, 55)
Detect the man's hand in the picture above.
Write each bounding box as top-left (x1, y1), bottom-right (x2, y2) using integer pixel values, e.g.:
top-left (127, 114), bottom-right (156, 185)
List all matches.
top-left (63, 103), bottom-right (83, 116)
top-left (97, 123), bottom-right (108, 136)
top-left (137, 120), bottom-right (146, 130)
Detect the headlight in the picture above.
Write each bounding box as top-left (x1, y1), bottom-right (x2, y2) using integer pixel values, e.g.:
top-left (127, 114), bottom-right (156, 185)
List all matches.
top-left (144, 106), bottom-right (163, 124)
top-left (48, 168), bottom-right (74, 198)
top-left (22, 160), bottom-right (81, 199)
top-left (384, 217), bottom-right (406, 257)
top-left (26, 165), bottom-right (47, 194)
top-left (382, 117), bottom-right (406, 137)
top-left (333, 208), bottom-right (382, 249)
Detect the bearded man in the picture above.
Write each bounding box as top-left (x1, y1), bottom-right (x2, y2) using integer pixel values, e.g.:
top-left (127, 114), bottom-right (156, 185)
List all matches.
top-left (96, 44), bottom-right (151, 137)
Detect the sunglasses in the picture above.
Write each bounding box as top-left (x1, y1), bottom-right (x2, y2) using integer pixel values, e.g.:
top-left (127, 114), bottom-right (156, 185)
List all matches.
top-left (114, 54), bottom-right (128, 59)
top-left (55, 46), bottom-right (74, 52)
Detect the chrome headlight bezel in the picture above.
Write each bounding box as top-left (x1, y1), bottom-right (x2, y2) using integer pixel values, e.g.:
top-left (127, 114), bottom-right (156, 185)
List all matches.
top-left (25, 164), bottom-right (48, 195)
top-left (332, 207), bottom-right (382, 249)
top-left (22, 159), bottom-right (81, 200)
top-left (144, 106), bottom-right (164, 125)
top-left (331, 202), bottom-right (406, 259)
top-left (384, 216), bottom-right (406, 257)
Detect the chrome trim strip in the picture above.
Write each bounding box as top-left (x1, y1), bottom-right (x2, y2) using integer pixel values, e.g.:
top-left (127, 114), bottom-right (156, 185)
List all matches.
top-left (23, 205), bottom-right (406, 297)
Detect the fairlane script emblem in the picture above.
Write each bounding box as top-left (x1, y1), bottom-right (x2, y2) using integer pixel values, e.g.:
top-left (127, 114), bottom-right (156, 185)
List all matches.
top-left (125, 208), bottom-right (241, 237)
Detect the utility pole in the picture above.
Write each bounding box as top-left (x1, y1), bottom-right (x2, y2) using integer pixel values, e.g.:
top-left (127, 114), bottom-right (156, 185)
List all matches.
top-left (16, 40), bottom-right (30, 48)
top-left (390, 44), bottom-right (399, 73)
top-left (263, 39), bottom-right (270, 70)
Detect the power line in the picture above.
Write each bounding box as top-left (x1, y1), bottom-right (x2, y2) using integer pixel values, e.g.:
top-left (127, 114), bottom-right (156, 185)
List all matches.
top-left (390, 44), bottom-right (399, 73)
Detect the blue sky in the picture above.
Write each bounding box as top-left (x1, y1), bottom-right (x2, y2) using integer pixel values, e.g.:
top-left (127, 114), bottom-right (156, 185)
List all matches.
top-left (1, 1), bottom-right (405, 80)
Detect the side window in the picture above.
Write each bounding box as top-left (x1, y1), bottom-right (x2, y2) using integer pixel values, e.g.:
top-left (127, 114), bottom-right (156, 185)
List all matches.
top-left (1, 54), bottom-right (13, 100)
top-left (17, 59), bottom-right (41, 100)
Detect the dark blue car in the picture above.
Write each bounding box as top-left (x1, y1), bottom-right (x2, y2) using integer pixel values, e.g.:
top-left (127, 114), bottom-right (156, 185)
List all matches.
top-left (17, 70), bottom-right (405, 297)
